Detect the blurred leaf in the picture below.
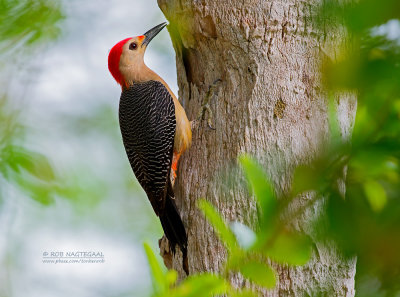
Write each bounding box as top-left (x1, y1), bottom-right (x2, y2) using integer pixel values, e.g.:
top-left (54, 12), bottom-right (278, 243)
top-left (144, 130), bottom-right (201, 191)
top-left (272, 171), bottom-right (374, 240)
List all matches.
top-left (226, 249), bottom-right (276, 288)
top-left (171, 274), bottom-right (228, 297)
top-left (0, 0), bottom-right (65, 207)
top-left (3, 145), bottom-right (55, 181)
top-left (165, 270), bottom-right (178, 287)
top-left (14, 173), bottom-right (55, 205)
top-left (197, 199), bottom-right (237, 250)
top-left (323, 36), bottom-right (400, 95)
top-left (314, 2), bottom-right (400, 293)
top-left (352, 105), bottom-right (375, 143)
top-left (143, 242), bottom-right (168, 295)
top-left (326, 189), bottom-right (400, 286)
top-left (318, 0), bottom-right (400, 33)
top-left (238, 260), bottom-right (276, 288)
top-left (262, 231), bottom-right (312, 266)
top-left (0, 0), bottom-right (64, 53)
top-left (292, 165), bottom-right (320, 194)
top-left (239, 155), bottom-right (277, 230)
top-left (328, 98), bottom-right (342, 144)
top-left (363, 180), bottom-right (387, 212)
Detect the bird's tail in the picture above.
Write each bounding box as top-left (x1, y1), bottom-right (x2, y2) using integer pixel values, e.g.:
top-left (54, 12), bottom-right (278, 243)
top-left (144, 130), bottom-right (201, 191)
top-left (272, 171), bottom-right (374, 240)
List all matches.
top-left (159, 181), bottom-right (188, 274)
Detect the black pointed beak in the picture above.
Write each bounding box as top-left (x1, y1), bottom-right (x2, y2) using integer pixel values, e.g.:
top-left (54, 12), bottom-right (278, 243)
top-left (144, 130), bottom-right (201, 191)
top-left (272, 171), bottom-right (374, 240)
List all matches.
top-left (142, 22), bottom-right (167, 47)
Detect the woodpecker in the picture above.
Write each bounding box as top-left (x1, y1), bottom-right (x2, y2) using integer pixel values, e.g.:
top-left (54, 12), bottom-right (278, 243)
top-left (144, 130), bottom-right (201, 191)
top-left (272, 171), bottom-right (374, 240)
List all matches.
top-left (108, 23), bottom-right (191, 273)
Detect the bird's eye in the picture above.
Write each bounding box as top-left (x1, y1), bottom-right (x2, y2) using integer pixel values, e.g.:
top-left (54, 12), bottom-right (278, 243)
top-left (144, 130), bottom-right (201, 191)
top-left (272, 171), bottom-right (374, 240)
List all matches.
top-left (129, 42), bottom-right (137, 50)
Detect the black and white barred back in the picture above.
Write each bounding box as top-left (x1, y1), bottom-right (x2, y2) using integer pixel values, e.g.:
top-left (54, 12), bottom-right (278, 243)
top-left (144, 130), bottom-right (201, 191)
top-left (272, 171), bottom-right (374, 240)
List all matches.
top-left (119, 80), bottom-right (175, 213)
top-left (119, 80), bottom-right (188, 271)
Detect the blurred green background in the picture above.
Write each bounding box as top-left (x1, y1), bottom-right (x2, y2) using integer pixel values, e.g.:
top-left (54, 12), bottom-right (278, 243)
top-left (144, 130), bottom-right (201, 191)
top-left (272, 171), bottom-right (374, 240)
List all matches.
top-left (0, 0), bottom-right (177, 296)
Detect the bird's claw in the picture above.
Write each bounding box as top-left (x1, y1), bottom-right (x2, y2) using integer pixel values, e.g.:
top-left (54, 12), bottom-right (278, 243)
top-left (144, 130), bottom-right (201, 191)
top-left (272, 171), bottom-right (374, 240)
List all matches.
top-left (170, 168), bottom-right (177, 187)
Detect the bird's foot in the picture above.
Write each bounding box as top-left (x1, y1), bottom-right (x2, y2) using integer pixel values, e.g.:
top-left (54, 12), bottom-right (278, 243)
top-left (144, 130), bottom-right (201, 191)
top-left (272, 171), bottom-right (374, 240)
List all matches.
top-left (170, 171), bottom-right (176, 187)
top-left (192, 79), bottom-right (222, 130)
top-left (170, 169), bottom-right (177, 187)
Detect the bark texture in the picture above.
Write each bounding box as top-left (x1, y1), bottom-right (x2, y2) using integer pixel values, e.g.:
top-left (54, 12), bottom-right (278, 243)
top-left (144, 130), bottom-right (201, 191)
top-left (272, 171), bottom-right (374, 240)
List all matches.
top-left (157, 0), bottom-right (357, 295)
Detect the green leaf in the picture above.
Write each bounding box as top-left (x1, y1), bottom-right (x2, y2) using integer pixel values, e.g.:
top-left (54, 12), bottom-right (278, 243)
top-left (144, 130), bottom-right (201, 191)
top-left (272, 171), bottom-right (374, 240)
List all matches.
top-left (4, 145), bottom-right (55, 181)
top-left (165, 270), bottom-right (178, 287)
top-left (172, 274), bottom-right (229, 297)
top-left (239, 260), bottom-right (276, 288)
top-left (197, 199), bottom-right (237, 250)
top-left (263, 231), bottom-right (312, 266)
top-left (239, 155), bottom-right (276, 228)
top-left (0, 0), bottom-right (64, 54)
top-left (292, 165), bottom-right (320, 195)
top-left (143, 242), bottom-right (168, 294)
top-left (13, 174), bottom-right (54, 205)
top-left (328, 98), bottom-right (342, 144)
top-left (363, 180), bottom-right (387, 212)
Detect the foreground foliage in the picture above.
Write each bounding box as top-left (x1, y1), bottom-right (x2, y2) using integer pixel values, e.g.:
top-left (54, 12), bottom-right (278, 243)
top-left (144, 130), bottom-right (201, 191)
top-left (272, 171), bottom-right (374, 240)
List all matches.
top-left (0, 0), bottom-right (65, 204)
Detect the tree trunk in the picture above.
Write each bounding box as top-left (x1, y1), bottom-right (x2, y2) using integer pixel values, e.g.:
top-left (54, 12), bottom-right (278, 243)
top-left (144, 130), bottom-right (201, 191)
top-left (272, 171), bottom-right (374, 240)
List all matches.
top-left (158, 0), bottom-right (357, 295)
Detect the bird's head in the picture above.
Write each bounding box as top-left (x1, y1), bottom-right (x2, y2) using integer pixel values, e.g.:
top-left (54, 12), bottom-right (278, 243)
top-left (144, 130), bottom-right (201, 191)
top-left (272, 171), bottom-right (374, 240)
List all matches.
top-left (108, 22), bottom-right (167, 88)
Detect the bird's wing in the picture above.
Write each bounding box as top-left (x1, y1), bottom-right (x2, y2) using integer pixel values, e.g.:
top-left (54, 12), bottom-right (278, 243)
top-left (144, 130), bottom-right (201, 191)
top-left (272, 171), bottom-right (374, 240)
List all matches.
top-left (119, 80), bottom-right (176, 215)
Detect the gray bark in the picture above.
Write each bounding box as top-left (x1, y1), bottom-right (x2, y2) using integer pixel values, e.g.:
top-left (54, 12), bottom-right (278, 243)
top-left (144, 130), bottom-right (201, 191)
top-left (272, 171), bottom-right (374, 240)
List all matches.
top-left (158, 0), bottom-right (357, 295)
